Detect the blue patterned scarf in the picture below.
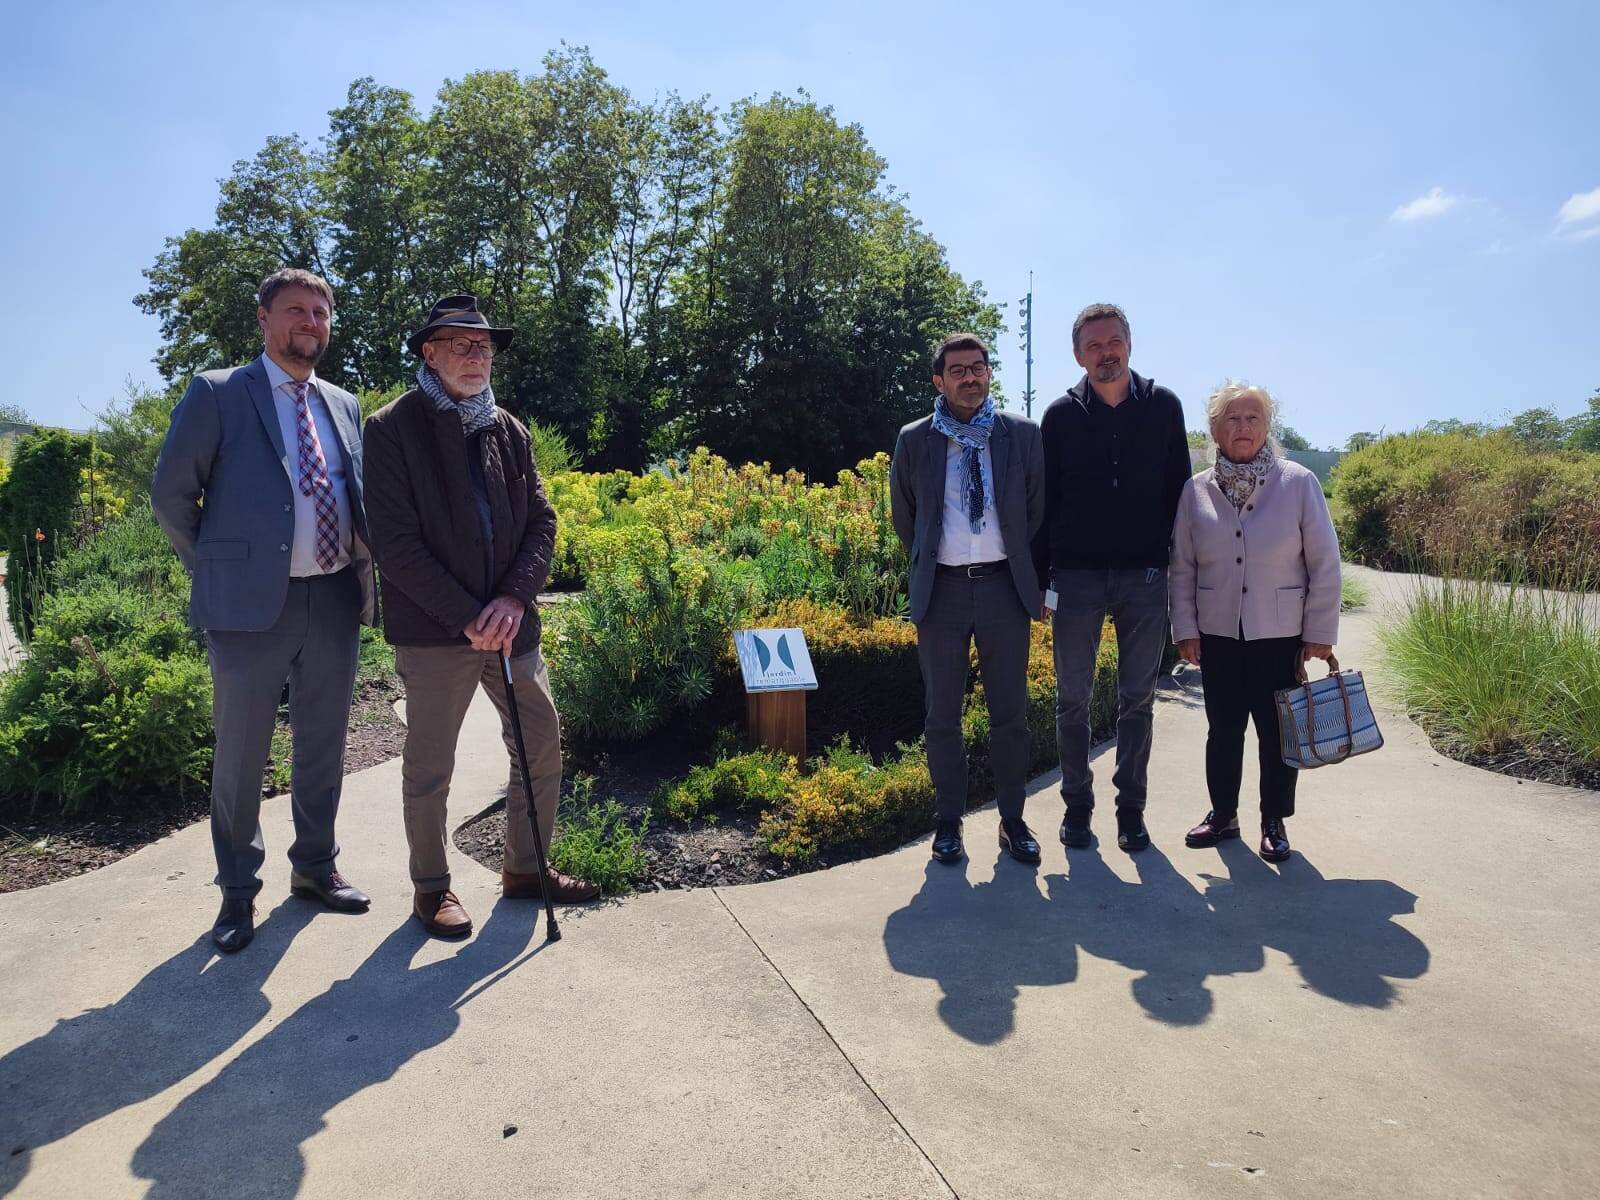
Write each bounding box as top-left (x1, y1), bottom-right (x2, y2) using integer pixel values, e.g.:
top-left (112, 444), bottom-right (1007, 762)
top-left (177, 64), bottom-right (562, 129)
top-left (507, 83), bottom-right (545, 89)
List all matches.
top-left (932, 396), bottom-right (996, 533)
top-left (417, 365), bottom-right (497, 436)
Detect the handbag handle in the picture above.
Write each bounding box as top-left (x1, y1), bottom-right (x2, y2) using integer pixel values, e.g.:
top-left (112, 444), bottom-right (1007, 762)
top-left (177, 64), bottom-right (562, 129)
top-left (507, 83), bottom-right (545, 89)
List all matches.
top-left (1299, 652), bottom-right (1354, 765)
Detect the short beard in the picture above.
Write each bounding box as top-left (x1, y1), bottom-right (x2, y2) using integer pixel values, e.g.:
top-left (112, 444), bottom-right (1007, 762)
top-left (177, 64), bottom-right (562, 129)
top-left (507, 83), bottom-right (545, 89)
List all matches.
top-left (1093, 360), bottom-right (1124, 382)
top-left (281, 337), bottom-right (326, 368)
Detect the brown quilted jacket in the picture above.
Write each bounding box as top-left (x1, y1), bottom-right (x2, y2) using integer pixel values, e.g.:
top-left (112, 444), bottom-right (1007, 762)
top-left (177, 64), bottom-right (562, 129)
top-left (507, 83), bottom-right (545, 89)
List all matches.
top-left (363, 387), bottom-right (555, 654)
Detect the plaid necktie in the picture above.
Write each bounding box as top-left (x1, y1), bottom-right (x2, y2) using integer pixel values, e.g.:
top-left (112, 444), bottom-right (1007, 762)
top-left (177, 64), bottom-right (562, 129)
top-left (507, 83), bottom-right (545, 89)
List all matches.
top-left (290, 381), bottom-right (341, 571)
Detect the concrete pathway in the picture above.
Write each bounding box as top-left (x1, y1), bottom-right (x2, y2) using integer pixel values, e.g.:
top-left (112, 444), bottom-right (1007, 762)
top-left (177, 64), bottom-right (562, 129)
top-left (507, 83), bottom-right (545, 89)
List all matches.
top-left (1, 596), bottom-right (1597, 1198)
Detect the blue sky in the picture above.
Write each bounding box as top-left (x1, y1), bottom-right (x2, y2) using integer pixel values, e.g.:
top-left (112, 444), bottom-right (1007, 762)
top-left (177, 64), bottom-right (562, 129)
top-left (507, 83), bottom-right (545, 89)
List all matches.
top-left (6, 0), bottom-right (1596, 447)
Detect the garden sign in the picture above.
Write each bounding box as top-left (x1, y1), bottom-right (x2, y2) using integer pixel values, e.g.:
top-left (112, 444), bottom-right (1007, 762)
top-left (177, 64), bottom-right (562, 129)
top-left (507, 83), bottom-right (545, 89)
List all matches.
top-left (733, 628), bottom-right (817, 759)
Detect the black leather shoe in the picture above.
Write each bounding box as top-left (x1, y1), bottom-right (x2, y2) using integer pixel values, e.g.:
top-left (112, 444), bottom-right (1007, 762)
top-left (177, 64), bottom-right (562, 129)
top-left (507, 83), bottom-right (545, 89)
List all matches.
top-left (998, 818), bottom-right (1042, 865)
top-left (1115, 808), bottom-right (1151, 853)
top-left (1260, 817), bottom-right (1292, 863)
top-left (290, 870), bottom-right (371, 913)
top-left (1185, 809), bottom-right (1241, 848)
top-left (931, 819), bottom-right (964, 864)
top-left (212, 898), bottom-right (255, 953)
top-left (1059, 808), bottom-right (1092, 848)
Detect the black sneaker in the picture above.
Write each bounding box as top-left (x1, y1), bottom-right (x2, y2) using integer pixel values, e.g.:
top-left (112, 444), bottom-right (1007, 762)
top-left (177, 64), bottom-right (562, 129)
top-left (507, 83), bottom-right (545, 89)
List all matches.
top-left (931, 818), bottom-right (964, 864)
top-left (1115, 808), bottom-right (1150, 853)
top-left (998, 817), bottom-right (1042, 865)
top-left (1059, 808), bottom-right (1092, 848)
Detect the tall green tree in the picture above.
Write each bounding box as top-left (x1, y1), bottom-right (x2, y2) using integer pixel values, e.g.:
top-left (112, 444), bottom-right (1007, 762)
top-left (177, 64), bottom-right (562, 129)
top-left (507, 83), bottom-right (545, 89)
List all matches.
top-left (323, 79), bottom-right (431, 391)
top-left (136, 135), bottom-right (331, 382)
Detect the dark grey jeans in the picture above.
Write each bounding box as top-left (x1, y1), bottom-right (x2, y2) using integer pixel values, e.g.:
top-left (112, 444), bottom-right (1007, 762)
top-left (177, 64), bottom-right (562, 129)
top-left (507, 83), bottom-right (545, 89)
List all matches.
top-left (205, 569), bottom-right (362, 898)
top-left (1051, 566), bottom-right (1170, 812)
top-left (916, 570), bottom-right (1032, 823)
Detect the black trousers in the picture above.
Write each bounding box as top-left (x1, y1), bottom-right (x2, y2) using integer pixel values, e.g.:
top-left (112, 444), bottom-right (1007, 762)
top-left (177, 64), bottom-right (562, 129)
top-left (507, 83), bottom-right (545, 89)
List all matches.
top-left (1199, 632), bottom-right (1301, 820)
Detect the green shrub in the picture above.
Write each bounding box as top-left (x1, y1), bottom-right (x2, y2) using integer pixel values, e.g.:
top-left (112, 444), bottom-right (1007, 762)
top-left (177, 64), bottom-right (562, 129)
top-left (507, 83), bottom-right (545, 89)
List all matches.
top-left (1340, 574), bottom-right (1369, 611)
top-left (1381, 576), bottom-right (1600, 771)
top-left (757, 740), bottom-right (935, 864)
top-left (529, 420), bottom-right (576, 479)
top-left (51, 502), bottom-right (189, 601)
top-left (544, 544), bottom-right (763, 745)
top-left (1331, 431), bottom-right (1600, 583)
top-left (548, 776), bottom-right (650, 893)
top-left (654, 747), bottom-right (796, 822)
top-left (0, 584), bottom-right (212, 814)
top-left (0, 429), bottom-right (91, 638)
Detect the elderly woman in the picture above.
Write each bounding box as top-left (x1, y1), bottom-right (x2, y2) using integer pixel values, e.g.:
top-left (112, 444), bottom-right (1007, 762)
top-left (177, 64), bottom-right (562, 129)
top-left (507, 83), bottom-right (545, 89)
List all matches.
top-left (1169, 382), bottom-right (1341, 862)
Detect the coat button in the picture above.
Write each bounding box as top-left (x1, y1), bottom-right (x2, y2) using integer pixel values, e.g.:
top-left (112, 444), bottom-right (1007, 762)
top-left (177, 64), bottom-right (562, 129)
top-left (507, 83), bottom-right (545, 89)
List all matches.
top-left (283, 503), bottom-right (291, 512)
top-left (279, 544), bottom-right (289, 552)
top-left (1236, 557), bottom-right (1243, 564)
top-left (1243, 586), bottom-right (1249, 593)
top-left (1235, 530), bottom-right (1242, 538)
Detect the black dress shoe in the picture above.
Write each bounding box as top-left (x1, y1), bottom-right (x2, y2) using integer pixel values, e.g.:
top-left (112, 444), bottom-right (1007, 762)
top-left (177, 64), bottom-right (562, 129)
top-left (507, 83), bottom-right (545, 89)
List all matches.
top-left (212, 898), bottom-right (256, 953)
top-left (1185, 809), bottom-right (1241, 848)
top-left (1115, 808), bottom-right (1151, 853)
top-left (931, 819), bottom-right (964, 864)
top-left (998, 818), bottom-right (1042, 864)
top-left (1260, 817), bottom-right (1292, 863)
top-left (1059, 808), bottom-right (1092, 848)
top-left (290, 870), bottom-right (371, 913)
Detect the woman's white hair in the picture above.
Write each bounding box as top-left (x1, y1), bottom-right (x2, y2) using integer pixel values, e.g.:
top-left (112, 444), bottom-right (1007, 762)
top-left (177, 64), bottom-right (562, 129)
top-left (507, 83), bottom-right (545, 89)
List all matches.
top-left (1205, 380), bottom-right (1282, 459)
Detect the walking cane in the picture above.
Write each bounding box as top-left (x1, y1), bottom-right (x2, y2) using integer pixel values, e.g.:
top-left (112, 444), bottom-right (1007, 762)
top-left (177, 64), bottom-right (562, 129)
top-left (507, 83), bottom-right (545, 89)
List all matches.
top-left (499, 649), bottom-right (561, 942)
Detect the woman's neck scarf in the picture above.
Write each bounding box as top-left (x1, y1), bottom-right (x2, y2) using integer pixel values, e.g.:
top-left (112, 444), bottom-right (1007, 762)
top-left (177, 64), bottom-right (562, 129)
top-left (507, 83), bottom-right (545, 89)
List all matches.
top-left (1214, 441), bottom-right (1277, 511)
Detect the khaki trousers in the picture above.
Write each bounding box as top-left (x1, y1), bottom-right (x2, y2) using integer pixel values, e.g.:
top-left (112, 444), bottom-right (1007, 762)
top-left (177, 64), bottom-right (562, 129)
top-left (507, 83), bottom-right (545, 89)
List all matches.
top-left (395, 644), bottom-right (561, 892)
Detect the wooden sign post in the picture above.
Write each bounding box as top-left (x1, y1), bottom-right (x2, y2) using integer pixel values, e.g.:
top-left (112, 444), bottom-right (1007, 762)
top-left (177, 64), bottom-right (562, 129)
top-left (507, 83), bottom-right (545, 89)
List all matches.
top-left (732, 628), bottom-right (818, 761)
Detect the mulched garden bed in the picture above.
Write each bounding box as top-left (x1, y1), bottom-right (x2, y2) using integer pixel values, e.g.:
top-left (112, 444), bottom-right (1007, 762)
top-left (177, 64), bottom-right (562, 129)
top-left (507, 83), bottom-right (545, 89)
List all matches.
top-left (1451, 744), bottom-right (1600, 792)
top-left (0, 673), bottom-right (407, 894)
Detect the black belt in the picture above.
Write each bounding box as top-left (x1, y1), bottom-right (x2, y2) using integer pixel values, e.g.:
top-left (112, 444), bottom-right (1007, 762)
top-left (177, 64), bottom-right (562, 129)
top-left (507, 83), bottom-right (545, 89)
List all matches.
top-left (937, 559), bottom-right (1008, 579)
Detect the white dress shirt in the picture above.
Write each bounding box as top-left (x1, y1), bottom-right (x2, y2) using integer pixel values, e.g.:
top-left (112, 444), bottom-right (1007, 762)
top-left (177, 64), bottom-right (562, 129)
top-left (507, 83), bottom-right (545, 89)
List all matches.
top-left (261, 354), bottom-right (354, 577)
top-left (936, 438), bottom-right (1007, 566)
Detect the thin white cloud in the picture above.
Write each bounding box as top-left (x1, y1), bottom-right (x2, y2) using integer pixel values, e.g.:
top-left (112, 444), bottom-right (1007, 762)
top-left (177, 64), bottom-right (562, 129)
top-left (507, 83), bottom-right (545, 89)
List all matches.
top-left (1569, 225), bottom-right (1600, 242)
top-left (1481, 239), bottom-right (1512, 256)
top-left (1391, 187), bottom-right (1458, 222)
top-left (1557, 185), bottom-right (1600, 227)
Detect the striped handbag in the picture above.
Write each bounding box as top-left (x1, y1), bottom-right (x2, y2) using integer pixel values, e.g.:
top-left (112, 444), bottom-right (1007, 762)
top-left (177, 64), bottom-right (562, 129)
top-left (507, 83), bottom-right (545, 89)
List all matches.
top-left (1274, 655), bottom-right (1384, 770)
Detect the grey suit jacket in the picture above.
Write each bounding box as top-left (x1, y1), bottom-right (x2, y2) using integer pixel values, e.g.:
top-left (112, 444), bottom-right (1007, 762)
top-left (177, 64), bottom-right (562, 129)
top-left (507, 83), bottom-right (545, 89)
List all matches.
top-left (151, 356), bottom-right (377, 633)
top-left (889, 410), bottom-right (1046, 624)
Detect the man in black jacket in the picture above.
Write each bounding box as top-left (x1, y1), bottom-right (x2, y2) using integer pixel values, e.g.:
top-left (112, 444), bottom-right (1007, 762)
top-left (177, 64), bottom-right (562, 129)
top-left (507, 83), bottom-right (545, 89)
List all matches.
top-left (1032, 303), bottom-right (1191, 853)
top-left (364, 295), bottom-right (598, 939)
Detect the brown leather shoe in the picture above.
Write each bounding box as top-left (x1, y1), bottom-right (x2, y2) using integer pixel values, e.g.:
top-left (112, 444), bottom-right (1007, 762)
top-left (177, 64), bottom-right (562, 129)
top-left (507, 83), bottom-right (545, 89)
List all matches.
top-left (1185, 810), bottom-right (1242, 848)
top-left (1260, 817), bottom-right (1292, 863)
top-left (414, 889), bottom-right (472, 938)
top-left (502, 867), bottom-right (600, 903)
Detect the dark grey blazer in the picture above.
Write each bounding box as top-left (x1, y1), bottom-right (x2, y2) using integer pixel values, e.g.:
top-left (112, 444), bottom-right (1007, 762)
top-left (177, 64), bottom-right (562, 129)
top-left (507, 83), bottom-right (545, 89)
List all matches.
top-left (151, 356), bottom-right (376, 633)
top-left (889, 410), bottom-right (1046, 624)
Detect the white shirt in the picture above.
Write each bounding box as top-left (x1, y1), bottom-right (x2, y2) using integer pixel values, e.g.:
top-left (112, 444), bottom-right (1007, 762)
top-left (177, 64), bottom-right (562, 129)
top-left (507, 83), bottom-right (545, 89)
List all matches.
top-left (261, 354), bottom-right (354, 577)
top-left (936, 439), bottom-right (1007, 566)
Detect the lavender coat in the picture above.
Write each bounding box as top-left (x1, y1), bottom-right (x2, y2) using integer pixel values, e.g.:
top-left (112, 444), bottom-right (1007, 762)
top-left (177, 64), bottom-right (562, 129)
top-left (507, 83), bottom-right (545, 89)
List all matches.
top-left (1169, 457), bottom-right (1341, 645)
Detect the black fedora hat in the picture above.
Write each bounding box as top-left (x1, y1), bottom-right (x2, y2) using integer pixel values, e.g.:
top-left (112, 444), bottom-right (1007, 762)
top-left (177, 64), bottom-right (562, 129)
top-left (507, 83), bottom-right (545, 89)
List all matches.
top-left (406, 294), bottom-right (514, 357)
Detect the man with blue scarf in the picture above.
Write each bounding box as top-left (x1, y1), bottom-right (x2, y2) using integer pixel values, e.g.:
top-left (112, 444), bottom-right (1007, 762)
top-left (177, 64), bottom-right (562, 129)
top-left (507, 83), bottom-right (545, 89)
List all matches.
top-left (891, 334), bottom-right (1047, 865)
top-left (364, 295), bottom-right (599, 939)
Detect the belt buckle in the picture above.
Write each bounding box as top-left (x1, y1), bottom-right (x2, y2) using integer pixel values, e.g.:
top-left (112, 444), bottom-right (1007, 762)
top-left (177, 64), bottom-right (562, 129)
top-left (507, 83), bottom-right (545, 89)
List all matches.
top-left (966, 562), bottom-right (984, 579)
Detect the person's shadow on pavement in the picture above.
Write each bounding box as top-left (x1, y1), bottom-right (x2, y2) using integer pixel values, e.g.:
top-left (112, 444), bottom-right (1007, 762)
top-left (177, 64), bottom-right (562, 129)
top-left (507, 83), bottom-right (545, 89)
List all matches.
top-left (1044, 845), bottom-right (1265, 1025)
top-left (129, 899), bottom-right (546, 1200)
top-left (0, 899), bottom-right (315, 1198)
top-left (1204, 840), bottom-right (1430, 1007)
top-left (883, 856), bottom-right (1078, 1045)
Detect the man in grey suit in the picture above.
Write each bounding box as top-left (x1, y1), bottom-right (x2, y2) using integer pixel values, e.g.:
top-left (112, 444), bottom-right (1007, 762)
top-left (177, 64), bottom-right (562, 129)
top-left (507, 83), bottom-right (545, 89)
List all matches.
top-left (890, 333), bottom-right (1047, 866)
top-left (152, 268), bottom-right (377, 953)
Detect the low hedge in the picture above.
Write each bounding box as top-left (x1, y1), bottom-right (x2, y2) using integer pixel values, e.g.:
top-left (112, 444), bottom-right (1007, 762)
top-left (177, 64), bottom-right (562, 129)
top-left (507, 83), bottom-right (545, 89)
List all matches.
top-left (657, 617), bottom-right (1123, 863)
top-left (1331, 431), bottom-right (1600, 582)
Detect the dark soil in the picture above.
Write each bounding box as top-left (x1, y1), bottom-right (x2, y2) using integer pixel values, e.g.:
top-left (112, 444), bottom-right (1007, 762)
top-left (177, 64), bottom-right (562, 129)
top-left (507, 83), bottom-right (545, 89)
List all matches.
top-left (0, 671), bottom-right (408, 894)
top-left (1451, 744), bottom-right (1600, 792)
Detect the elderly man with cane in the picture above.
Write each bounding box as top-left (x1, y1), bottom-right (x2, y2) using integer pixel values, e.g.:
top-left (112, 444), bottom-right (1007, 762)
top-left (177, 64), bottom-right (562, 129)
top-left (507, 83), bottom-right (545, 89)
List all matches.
top-left (364, 295), bottom-right (597, 939)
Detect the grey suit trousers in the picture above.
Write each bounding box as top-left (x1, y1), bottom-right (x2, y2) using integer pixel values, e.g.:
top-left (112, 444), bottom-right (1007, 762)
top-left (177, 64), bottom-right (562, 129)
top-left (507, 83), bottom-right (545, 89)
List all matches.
top-left (205, 569), bottom-right (362, 898)
top-left (917, 570), bottom-right (1033, 822)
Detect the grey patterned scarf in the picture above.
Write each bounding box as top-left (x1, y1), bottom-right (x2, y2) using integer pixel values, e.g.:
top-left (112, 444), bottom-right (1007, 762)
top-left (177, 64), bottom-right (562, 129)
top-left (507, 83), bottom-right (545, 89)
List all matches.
top-left (1214, 442), bottom-right (1277, 511)
top-left (417, 365), bottom-right (497, 436)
